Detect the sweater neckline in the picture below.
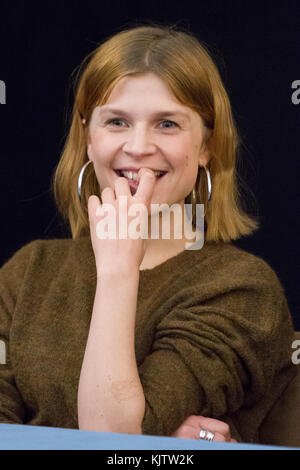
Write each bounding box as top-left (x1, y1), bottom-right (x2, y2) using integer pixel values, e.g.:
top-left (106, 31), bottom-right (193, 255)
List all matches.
top-left (139, 241), bottom-right (208, 277)
top-left (80, 235), bottom-right (217, 279)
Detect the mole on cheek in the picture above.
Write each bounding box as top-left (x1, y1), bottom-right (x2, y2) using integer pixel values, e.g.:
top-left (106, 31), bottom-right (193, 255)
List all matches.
top-left (185, 155), bottom-right (189, 166)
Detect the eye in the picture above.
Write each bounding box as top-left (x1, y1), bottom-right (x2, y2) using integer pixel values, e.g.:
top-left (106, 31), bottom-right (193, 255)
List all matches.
top-left (105, 118), bottom-right (125, 127)
top-left (104, 118), bottom-right (179, 129)
top-left (160, 120), bottom-right (178, 129)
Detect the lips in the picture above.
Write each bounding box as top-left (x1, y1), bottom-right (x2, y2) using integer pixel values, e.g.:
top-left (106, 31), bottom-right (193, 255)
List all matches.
top-left (114, 169), bottom-right (168, 181)
top-left (113, 168), bottom-right (168, 195)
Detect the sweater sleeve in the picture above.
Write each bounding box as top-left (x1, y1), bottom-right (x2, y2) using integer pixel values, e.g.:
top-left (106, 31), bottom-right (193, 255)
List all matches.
top-left (138, 254), bottom-right (296, 440)
top-left (0, 241), bottom-right (38, 423)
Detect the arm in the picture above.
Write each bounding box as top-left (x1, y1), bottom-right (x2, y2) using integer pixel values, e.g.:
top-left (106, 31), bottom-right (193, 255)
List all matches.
top-left (77, 168), bottom-right (155, 433)
top-left (77, 268), bottom-right (145, 433)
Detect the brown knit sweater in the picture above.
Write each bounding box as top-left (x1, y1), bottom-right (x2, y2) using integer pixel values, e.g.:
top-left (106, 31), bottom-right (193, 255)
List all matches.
top-left (0, 236), bottom-right (296, 443)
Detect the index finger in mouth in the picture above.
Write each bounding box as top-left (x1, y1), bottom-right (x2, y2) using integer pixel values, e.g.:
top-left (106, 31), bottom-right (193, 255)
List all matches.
top-left (134, 168), bottom-right (156, 203)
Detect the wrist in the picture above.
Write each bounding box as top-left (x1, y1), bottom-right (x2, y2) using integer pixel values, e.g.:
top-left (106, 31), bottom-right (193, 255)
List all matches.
top-left (96, 264), bottom-right (140, 283)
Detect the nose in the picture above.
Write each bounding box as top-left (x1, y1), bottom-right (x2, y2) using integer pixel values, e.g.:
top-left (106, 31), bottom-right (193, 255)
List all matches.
top-left (122, 124), bottom-right (156, 156)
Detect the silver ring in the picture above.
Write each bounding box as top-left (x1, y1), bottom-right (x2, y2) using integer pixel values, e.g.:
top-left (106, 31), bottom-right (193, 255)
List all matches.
top-left (199, 428), bottom-right (215, 441)
top-left (206, 431), bottom-right (215, 441)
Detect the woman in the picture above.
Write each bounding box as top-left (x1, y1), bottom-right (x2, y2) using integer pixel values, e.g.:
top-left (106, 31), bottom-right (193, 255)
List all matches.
top-left (0, 23), bottom-right (296, 445)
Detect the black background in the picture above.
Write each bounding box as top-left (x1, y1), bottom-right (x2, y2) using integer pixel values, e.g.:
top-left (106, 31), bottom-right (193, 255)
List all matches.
top-left (0, 1), bottom-right (299, 328)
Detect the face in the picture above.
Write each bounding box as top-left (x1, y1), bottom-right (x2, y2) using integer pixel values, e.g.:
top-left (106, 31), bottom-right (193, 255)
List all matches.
top-left (86, 72), bottom-right (211, 212)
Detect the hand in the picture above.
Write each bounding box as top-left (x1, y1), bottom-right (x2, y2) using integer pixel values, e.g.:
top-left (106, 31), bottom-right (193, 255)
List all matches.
top-left (171, 415), bottom-right (238, 443)
top-left (88, 168), bottom-right (156, 275)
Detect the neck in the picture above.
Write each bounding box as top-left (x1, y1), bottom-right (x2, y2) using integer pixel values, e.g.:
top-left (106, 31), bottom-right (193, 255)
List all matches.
top-left (139, 200), bottom-right (201, 270)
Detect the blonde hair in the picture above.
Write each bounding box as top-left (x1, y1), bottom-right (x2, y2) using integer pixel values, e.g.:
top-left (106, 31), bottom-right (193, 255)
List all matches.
top-left (52, 22), bottom-right (260, 242)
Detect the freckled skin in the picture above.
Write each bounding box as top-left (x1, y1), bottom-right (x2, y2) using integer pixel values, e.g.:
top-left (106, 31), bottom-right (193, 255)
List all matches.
top-left (111, 379), bottom-right (142, 402)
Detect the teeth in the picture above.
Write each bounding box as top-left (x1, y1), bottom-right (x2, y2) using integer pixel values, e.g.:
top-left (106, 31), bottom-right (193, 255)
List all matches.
top-left (120, 170), bottom-right (139, 181)
top-left (120, 170), bottom-right (165, 180)
top-left (154, 170), bottom-right (164, 177)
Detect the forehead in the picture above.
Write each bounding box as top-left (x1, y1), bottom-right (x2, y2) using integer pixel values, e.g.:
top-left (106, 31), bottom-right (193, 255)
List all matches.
top-left (96, 73), bottom-right (201, 123)
top-left (107, 73), bottom-right (176, 98)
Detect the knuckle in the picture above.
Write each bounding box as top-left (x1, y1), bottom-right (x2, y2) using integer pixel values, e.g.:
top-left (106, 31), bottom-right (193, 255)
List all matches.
top-left (117, 176), bottom-right (127, 184)
top-left (223, 423), bottom-right (230, 433)
top-left (187, 414), bottom-right (198, 421)
top-left (219, 423), bottom-right (230, 436)
top-left (180, 424), bottom-right (190, 433)
top-left (184, 415), bottom-right (201, 426)
top-left (101, 187), bottom-right (111, 195)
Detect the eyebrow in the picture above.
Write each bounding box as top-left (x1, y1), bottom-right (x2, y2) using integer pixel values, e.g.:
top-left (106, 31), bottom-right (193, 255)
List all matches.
top-left (98, 106), bottom-right (190, 121)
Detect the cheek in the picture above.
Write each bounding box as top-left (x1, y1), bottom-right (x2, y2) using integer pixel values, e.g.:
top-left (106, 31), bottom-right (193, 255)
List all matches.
top-left (178, 154), bottom-right (197, 174)
top-left (87, 139), bottom-right (114, 167)
top-left (174, 156), bottom-right (198, 188)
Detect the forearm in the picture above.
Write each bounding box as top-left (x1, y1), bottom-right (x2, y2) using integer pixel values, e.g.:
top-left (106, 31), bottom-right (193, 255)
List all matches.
top-left (77, 269), bottom-right (145, 433)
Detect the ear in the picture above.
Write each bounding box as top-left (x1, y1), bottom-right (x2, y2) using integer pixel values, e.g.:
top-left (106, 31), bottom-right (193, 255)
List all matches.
top-left (198, 128), bottom-right (213, 167)
top-left (84, 124), bottom-right (93, 160)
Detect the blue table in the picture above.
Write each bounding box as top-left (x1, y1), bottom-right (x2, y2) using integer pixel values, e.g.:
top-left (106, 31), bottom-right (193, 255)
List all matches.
top-left (0, 424), bottom-right (295, 450)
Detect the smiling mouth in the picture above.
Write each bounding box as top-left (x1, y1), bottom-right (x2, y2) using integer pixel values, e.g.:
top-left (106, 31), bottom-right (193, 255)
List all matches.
top-left (114, 169), bottom-right (168, 181)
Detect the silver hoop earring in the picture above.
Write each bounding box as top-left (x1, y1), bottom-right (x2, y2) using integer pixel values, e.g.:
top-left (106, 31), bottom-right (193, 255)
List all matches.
top-left (192, 187), bottom-right (196, 202)
top-left (192, 166), bottom-right (212, 202)
top-left (204, 166), bottom-right (212, 202)
top-left (78, 160), bottom-right (93, 201)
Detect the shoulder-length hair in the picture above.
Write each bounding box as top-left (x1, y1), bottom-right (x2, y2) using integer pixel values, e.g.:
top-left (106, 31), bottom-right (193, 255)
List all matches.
top-left (52, 22), bottom-right (259, 242)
